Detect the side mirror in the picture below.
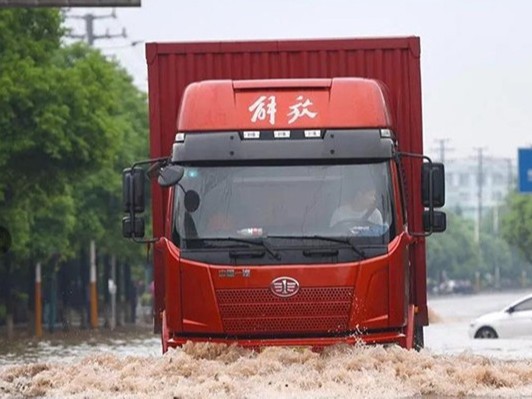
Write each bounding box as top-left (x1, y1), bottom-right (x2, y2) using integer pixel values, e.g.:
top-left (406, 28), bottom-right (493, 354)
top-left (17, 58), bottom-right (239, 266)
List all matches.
top-left (122, 167), bottom-right (146, 239)
top-left (123, 167), bottom-right (145, 213)
top-left (422, 162), bottom-right (445, 208)
top-left (506, 306), bottom-right (515, 314)
top-left (158, 165), bottom-right (185, 187)
top-left (423, 210), bottom-right (447, 233)
top-left (122, 216), bottom-right (145, 238)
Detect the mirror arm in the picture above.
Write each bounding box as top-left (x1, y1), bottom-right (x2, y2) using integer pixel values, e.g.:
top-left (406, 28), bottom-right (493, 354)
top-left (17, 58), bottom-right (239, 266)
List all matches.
top-left (132, 236), bottom-right (158, 244)
top-left (147, 158), bottom-right (169, 179)
top-left (396, 151), bottom-right (434, 237)
top-left (131, 156), bottom-right (170, 173)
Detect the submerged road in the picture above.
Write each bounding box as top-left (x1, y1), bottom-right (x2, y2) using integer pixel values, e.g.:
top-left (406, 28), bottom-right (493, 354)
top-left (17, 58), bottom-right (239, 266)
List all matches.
top-left (1, 290), bottom-right (532, 398)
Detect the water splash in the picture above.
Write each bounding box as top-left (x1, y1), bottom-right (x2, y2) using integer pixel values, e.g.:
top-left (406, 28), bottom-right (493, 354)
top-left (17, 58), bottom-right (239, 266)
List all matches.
top-left (2, 342), bottom-right (532, 398)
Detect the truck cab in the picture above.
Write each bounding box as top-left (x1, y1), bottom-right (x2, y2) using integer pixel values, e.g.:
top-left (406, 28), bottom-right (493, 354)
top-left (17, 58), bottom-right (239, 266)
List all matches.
top-left (123, 77), bottom-right (446, 351)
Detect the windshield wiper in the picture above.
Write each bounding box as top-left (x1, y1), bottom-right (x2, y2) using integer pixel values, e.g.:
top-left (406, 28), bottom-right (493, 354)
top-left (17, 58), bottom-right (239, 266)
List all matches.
top-left (267, 235), bottom-right (367, 259)
top-left (185, 237), bottom-right (280, 260)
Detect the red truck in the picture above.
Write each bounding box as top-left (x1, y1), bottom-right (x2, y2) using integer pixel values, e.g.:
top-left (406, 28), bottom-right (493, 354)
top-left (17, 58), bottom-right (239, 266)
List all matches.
top-left (122, 37), bottom-right (446, 352)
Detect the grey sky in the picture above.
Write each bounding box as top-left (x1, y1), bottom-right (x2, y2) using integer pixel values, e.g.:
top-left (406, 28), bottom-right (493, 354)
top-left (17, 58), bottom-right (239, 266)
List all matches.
top-left (67, 0), bottom-right (532, 161)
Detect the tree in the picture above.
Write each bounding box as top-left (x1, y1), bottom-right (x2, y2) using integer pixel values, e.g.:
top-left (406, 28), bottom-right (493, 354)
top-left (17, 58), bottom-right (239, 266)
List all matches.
top-left (426, 199), bottom-right (532, 291)
top-left (501, 192), bottom-right (532, 265)
top-left (55, 43), bottom-right (149, 253)
top-left (0, 9), bottom-right (64, 255)
top-left (0, 9), bottom-right (149, 332)
top-left (426, 211), bottom-right (481, 282)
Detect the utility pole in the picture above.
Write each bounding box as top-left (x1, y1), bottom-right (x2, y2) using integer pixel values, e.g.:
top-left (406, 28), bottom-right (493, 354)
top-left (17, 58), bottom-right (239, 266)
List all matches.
top-left (109, 255), bottom-right (117, 331)
top-left (434, 138), bottom-right (452, 163)
top-left (473, 147), bottom-right (486, 244)
top-left (90, 240), bottom-right (98, 329)
top-left (506, 158), bottom-right (513, 191)
top-left (67, 9), bottom-right (127, 46)
top-left (35, 262), bottom-right (42, 337)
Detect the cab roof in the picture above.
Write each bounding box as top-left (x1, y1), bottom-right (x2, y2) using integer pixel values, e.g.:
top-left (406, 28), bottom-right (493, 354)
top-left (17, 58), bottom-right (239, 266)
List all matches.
top-left (177, 78), bottom-right (393, 132)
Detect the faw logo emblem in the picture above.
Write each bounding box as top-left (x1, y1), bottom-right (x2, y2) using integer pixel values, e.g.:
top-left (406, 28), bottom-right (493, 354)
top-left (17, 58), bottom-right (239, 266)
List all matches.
top-left (270, 277), bottom-right (300, 298)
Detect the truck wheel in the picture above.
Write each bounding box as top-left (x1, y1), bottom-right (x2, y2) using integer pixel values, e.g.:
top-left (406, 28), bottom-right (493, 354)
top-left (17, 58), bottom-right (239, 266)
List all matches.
top-left (413, 326), bottom-right (424, 351)
top-left (475, 327), bottom-right (498, 339)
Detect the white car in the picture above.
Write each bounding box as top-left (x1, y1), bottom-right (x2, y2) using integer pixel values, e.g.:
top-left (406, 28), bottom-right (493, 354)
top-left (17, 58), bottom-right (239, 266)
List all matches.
top-left (469, 293), bottom-right (532, 339)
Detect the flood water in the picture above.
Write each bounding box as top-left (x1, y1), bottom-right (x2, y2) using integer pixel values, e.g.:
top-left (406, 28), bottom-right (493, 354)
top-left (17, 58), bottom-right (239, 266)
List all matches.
top-left (2, 290), bottom-right (532, 398)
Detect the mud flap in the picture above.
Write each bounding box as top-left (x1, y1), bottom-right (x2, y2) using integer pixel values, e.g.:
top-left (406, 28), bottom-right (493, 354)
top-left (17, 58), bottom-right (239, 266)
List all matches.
top-left (161, 310), bottom-right (169, 354)
top-left (405, 304), bottom-right (415, 350)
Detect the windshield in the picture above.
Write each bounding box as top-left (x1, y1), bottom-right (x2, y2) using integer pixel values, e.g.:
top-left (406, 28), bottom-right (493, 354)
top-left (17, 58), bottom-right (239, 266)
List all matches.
top-left (172, 163), bottom-right (394, 251)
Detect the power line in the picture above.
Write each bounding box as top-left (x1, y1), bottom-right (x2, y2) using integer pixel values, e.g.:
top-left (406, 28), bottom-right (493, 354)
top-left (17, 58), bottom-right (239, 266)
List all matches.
top-left (99, 40), bottom-right (143, 50)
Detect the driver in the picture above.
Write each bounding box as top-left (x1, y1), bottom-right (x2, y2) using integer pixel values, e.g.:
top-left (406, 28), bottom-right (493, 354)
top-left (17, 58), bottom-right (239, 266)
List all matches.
top-left (330, 182), bottom-right (383, 229)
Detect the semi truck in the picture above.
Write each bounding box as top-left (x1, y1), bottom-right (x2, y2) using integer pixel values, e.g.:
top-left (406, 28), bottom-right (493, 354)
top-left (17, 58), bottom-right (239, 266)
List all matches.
top-left (122, 37), bottom-right (446, 352)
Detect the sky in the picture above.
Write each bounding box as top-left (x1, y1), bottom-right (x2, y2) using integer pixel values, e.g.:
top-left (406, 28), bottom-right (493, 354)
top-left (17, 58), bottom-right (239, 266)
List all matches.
top-left (66, 0), bottom-right (532, 162)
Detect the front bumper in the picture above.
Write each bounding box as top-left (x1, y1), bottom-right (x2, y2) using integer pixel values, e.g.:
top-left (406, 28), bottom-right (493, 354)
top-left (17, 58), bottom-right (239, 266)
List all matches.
top-left (164, 330), bottom-right (409, 351)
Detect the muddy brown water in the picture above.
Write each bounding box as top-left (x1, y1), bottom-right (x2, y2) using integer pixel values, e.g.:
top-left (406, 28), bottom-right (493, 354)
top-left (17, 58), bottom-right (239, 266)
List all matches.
top-left (1, 291), bottom-right (532, 398)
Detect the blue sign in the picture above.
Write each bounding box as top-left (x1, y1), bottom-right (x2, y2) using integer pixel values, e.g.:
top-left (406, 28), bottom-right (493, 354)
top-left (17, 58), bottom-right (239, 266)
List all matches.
top-left (518, 148), bottom-right (532, 193)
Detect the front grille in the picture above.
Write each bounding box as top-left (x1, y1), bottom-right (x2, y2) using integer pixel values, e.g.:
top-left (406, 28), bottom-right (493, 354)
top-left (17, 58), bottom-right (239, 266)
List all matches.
top-left (216, 287), bottom-right (353, 335)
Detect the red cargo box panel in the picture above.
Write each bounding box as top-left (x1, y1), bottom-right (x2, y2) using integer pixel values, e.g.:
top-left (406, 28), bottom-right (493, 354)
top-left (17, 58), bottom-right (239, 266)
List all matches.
top-left (146, 37), bottom-right (427, 329)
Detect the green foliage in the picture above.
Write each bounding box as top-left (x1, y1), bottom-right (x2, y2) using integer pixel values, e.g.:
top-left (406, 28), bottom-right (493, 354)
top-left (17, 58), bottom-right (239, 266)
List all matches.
top-left (0, 10), bottom-right (66, 255)
top-left (427, 203), bottom-right (531, 288)
top-left (479, 234), bottom-right (510, 276)
top-left (58, 44), bottom-right (149, 259)
top-left (0, 9), bottom-right (148, 286)
top-left (31, 185), bottom-right (77, 259)
top-left (501, 192), bottom-right (532, 264)
top-left (426, 211), bottom-right (481, 281)
top-left (0, 9), bottom-right (62, 66)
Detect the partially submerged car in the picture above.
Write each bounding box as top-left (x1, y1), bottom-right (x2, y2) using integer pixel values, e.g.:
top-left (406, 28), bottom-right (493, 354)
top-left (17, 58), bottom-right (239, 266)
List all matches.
top-left (469, 293), bottom-right (532, 339)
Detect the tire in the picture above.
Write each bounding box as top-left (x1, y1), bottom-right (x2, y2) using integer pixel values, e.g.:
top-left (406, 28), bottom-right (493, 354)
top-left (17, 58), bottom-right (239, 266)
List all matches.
top-left (413, 326), bottom-right (424, 351)
top-left (474, 326), bottom-right (498, 339)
